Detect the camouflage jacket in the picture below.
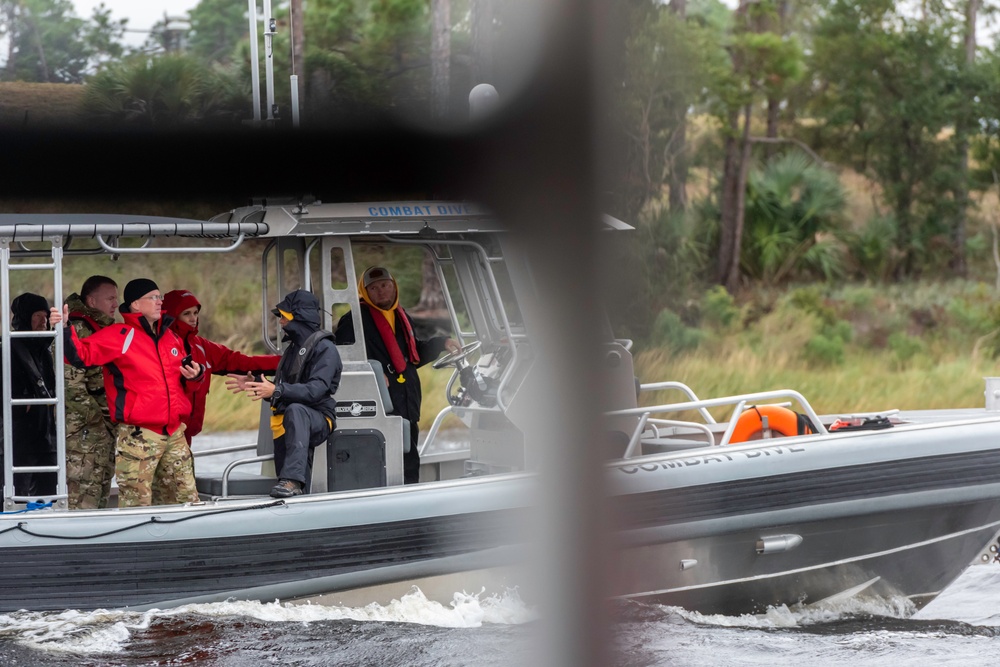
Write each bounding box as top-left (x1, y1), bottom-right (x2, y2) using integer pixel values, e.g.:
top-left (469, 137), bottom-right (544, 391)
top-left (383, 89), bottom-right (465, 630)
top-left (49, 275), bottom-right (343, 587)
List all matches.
top-left (64, 292), bottom-right (115, 436)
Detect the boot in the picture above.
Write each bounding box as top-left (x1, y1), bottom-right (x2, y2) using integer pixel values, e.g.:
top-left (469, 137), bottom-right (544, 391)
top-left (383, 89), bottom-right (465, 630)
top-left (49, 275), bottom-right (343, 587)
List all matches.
top-left (269, 478), bottom-right (304, 498)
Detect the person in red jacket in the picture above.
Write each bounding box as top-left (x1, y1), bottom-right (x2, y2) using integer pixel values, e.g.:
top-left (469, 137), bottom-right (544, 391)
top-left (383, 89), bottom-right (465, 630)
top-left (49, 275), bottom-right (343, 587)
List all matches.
top-left (51, 278), bottom-right (205, 507)
top-left (162, 289), bottom-right (280, 443)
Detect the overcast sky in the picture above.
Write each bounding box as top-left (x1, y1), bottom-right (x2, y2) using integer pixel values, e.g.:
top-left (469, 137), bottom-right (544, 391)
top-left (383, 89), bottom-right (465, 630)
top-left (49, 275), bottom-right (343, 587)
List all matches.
top-left (72, 0), bottom-right (202, 46)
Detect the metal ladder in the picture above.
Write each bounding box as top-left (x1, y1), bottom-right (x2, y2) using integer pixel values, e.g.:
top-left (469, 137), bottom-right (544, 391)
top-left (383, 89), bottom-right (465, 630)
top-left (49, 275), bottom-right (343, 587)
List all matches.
top-left (0, 237), bottom-right (67, 511)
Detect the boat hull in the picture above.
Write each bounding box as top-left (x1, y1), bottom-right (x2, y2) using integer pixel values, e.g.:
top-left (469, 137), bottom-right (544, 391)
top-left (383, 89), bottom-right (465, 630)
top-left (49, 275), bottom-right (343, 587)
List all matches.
top-left (0, 479), bottom-right (529, 613)
top-left (4, 413), bottom-right (1000, 616)
top-left (609, 412), bottom-right (1000, 615)
top-left (616, 498), bottom-right (1000, 615)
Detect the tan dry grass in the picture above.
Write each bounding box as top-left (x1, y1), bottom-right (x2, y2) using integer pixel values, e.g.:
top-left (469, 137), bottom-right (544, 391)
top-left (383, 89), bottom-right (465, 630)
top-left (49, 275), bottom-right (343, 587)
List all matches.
top-left (0, 82), bottom-right (85, 128)
top-left (838, 168), bottom-right (882, 228)
top-left (636, 344), bottom-right (992, 423)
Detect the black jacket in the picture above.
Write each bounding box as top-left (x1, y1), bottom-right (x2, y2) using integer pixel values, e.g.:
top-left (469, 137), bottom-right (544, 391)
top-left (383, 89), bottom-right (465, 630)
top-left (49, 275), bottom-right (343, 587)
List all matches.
top-left (2, 293), bottom-right (57, 458)
top-left (271, 290), bottom-right (342, 422)
top-left (334, 306), bottom-right (447, 424)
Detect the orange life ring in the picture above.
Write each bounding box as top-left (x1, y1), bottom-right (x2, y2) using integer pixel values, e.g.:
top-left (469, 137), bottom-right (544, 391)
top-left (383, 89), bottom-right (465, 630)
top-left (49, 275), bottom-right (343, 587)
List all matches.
top-left (729, 405), bottom-right (803, 444)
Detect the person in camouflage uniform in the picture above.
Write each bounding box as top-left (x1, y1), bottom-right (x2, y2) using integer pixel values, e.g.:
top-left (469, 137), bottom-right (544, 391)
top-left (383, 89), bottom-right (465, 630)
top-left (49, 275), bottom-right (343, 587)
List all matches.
top-left (63, 276), bottom-right (118, 510)
top-left (114, 423), bottom-right (194, 506)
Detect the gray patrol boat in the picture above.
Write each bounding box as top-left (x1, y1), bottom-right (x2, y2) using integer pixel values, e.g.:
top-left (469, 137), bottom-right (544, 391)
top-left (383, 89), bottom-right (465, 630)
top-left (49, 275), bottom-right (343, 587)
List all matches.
top-left (1, 203), bottom-right (1000, 616)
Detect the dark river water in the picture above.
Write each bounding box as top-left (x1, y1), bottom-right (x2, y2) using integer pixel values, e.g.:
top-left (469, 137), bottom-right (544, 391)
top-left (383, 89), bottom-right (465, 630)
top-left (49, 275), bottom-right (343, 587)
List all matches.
top-left (4, 432), bottom-right (1000, 666)
top-left (3, 565), bottom-right (1000, 666)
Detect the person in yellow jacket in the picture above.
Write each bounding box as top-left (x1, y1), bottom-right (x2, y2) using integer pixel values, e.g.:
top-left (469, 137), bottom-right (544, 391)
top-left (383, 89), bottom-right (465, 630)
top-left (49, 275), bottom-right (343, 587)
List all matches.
top-left (333, 267), bottom-right (458, 484)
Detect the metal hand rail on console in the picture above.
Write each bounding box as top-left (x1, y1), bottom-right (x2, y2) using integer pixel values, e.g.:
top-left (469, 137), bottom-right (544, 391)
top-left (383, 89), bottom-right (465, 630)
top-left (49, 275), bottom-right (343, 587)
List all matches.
top-left (609, 389), bottom-right (829, 456)
top-left (189, 444), bottom-right (268, 499)
top-left (419, 403), bottom-right (504, 456)
top-left (221, 454), bottom-right (275, 498)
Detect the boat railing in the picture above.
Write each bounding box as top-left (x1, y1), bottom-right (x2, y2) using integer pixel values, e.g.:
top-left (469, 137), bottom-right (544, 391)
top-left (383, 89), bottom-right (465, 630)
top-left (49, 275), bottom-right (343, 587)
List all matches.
top-left (419, 403), bottom-right (503, 456)
top-left (608, 389), bottom-right (829, 459)
top-left (220, 454), bottom-right (274, 498)
top-left (638, 381), bottom-right (716, 423)
top-left (189, 443), bottom-right (266, 499)
top-left (96, 234), bottom-right (247, 255)
top-left (191, 442), bottom-right (274, 498)
top-left (191, 443), bottom-right (258, 458)
top-left (628, 419), bottom-right (716, 457)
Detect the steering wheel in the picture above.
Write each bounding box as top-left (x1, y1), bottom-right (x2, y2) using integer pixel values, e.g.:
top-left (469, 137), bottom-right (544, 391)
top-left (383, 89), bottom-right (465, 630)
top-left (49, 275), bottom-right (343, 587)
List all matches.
top-left (432, 340), bottom-right (483, 369)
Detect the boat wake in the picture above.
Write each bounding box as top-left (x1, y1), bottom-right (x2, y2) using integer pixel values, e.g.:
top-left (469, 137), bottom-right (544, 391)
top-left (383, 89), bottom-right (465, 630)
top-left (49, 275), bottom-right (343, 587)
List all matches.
top-left (0, 586), bottom-right (536, 655)
top-left (669, 594), bottom-right (919, 630)
top-left (612, 568), bottom-right (1000, 645)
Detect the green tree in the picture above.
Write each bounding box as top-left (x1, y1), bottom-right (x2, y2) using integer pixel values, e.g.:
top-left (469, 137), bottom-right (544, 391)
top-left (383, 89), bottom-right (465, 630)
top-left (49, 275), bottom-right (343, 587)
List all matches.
top-left (951, 0), bottom-right (983, 278)
top-left (0, 0), bottom-right (125, 82)
top-left (612, 0), bottom-right (721, 221)
top-left (809, 0), bottom-right (970, 278)
top-left (741, 151), bottom-right (847, 285)
top-left (82, 3), bottom-right (127, 69)
top-left (188, 0), bottom-right (246, 65)
top-left (712, 0), bottom-right (803, 292)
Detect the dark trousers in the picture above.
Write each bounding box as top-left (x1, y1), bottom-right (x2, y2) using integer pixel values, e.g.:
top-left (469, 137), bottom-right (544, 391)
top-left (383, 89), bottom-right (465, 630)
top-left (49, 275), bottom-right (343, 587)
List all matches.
top-left (404, 425), bottom-right (420, 485)
top-left (11, 449), bottom-right (57, 499)
top-left (273, 404), bottom-right (332, 486)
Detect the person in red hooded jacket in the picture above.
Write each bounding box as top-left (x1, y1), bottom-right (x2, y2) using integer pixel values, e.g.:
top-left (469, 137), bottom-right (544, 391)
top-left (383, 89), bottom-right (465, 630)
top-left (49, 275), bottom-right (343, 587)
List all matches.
top-left (162, 289), bottom-right (280, 444)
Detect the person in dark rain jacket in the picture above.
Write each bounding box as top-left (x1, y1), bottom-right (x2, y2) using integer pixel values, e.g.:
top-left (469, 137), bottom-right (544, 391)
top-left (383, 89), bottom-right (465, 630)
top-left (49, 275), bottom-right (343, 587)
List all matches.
top-left (4, 293), bottom-right (57, 498)
top-left (240, 290), bottom-right (342, 498)
top-left (334, 267), bottom-right (459, 484)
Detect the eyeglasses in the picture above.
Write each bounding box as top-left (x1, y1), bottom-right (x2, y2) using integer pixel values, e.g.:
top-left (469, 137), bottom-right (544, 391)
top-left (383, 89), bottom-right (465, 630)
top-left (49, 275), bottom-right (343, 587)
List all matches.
top-left (140, 295), bottom-right (164, 302)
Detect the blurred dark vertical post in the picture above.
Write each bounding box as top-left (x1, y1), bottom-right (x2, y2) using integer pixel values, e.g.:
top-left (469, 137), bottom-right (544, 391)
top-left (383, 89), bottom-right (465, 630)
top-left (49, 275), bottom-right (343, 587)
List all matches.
top-left (475, 0), bottom-right (616, 664)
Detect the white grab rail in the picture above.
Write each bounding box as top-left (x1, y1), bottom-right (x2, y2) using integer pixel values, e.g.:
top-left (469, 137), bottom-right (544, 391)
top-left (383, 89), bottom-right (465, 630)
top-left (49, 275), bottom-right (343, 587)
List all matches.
top-left (608, 389), bottom-right (829, 458)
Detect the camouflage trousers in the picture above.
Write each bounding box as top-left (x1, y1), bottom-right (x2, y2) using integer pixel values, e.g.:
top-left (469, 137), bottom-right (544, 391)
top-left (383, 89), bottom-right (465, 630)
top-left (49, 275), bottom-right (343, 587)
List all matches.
top-left (65, 420), bottom-right (116, 510)
top-left (115, 424), bottom-right (198, 508)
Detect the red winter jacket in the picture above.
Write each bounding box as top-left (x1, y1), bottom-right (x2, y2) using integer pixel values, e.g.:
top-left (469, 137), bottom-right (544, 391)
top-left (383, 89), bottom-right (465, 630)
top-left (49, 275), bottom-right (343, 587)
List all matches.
top-left (63, 312), bottom-right (202, 436)
top-left (169, 319), bottom-right (280, 442)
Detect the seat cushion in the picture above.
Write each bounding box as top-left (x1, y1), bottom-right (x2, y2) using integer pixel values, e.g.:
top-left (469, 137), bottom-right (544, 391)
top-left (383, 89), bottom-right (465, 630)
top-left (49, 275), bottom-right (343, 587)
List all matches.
top-left (196, 471), bottom-right (277, 497)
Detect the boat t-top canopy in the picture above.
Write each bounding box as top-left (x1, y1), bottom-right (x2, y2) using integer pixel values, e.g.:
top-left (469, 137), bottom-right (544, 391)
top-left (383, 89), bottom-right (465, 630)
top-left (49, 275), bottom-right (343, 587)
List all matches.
top-left (0, 214), bottom-right (268, 242)
top-left (212, 201), bottom-right (632, 237)
top-left (0, 202), bottom-right (630, 246)
top-left (213, 201), bottom-right (504, 237)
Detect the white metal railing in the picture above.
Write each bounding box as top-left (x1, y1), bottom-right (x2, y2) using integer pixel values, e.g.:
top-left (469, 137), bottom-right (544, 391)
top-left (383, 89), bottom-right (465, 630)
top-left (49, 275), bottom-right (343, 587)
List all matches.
top-left (192, 443), bottom-right (258, 458)
top-left (621, 418), bottom-right (717, 459)
top-left (609, 389), bottom-right (829, 459)
top-left (190, 443), bottom-right (264, 498)
top-left (638, 381), bottom-right (715, 423)
top-left (221, 454), bottom-right (274, 498)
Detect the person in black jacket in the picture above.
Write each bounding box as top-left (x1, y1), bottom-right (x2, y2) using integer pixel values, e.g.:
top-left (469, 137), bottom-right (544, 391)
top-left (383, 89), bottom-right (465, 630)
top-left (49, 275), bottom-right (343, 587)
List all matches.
top-left (242, 290), bottom-right (342, 498)
top-left (5, 293), bottom-right (57, 498)
top-left (334, 267), bottom-right (459, 484)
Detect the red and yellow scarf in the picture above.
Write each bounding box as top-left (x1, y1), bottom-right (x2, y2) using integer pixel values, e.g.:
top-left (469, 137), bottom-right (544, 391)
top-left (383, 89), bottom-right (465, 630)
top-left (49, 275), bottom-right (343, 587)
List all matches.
top-left (359, 278), bottom-right (420, 376)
